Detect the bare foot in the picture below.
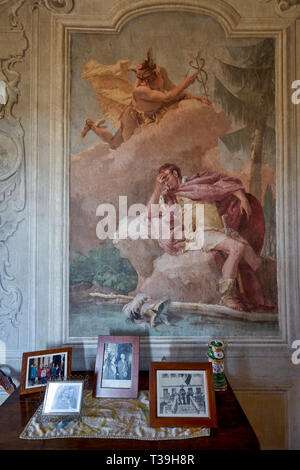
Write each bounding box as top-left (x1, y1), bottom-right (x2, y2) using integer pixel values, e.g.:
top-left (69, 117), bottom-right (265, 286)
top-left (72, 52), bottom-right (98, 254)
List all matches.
top-left (81, 119), bottom-right (93, 138)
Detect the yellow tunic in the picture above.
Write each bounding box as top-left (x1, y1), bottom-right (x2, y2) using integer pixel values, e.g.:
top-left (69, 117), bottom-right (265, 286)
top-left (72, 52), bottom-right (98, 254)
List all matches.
top-left (176, 196), bottom-right (226, 252)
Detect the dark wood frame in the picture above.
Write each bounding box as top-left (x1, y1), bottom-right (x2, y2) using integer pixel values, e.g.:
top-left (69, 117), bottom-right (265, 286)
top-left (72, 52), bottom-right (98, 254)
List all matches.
top-left (149, 362), bottom-right (218, 428)
top-left (93, 335), bottom-right (140, 398)
top-left (20, 347), bottom-right (72, 395)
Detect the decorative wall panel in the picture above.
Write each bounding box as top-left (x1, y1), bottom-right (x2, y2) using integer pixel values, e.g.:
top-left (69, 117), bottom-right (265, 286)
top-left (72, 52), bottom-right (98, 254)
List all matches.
top-left (0, 0), bottom-right (300, 447)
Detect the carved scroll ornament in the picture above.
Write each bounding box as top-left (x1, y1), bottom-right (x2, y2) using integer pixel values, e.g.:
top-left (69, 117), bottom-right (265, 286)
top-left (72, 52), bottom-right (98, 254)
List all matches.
top-left (261, 0), bottom-right (300, 16)
top-left (0, 51), bottom-right (27, 340)
top-left (34, 0), bottom-right (74, 13)
top-left (0, 0), bottom-right (74, 341)
top-left (276, 0), bottom-right (300, 11)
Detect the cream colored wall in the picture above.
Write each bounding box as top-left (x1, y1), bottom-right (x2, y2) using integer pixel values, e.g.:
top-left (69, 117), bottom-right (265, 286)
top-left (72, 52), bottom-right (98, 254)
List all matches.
top-left (0, 0), bottom-right (300, 449)
top-left (235, 391), bottom-right (287, 449)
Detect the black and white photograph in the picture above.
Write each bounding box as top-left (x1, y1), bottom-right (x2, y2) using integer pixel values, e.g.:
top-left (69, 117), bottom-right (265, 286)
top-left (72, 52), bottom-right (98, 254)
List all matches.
top-left (156, 370), bottom-right (209, 418)
top-left (101, 342), bottom-right (132, 389)
top-left (93, 336), bottom-right (139, 398)
top-left (42, 381), bottom-right (84, 416)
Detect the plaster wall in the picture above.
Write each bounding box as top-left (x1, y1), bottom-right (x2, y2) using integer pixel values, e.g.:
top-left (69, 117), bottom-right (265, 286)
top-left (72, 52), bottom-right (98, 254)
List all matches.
top-left (0, 0), bottom-right (300, 449)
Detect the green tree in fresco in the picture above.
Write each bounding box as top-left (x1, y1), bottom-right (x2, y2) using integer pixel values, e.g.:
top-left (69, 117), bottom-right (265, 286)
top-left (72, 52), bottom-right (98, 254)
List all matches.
top-left (214, 38), bottom-right (275, 202)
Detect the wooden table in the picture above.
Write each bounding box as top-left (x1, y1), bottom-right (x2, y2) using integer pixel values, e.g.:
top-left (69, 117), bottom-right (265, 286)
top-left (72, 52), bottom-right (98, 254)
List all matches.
top-left (0, 371), bottom-right (259, 451)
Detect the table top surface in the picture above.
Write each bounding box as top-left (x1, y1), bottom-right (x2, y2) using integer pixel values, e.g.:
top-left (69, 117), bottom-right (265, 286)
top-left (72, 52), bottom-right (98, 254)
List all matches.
top-left (0, 371), bottom-right (259, 451)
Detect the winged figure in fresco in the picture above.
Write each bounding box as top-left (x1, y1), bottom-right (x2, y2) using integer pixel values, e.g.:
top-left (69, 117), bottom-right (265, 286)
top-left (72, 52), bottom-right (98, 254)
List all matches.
top-left (81, 49), bottom-right (211, 149)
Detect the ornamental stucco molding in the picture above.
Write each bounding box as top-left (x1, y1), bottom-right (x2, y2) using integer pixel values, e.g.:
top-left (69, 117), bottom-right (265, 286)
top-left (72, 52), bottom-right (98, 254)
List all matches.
top-left (261, 0), bottom-right (300, 17)
top-left (32, 0), bottom-right (74, 13)
top-left (275, 0), bottom-right (300, 12)
top-left (83, 0), bottom-right (241, 36)
top-left (0, 2), bottom-right (28, 341)
top-left (0, 0), bottom-right (75, 341)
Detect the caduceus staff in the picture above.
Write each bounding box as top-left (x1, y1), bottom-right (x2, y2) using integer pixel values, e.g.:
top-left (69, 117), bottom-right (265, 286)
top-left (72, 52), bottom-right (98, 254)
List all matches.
top-left (189, 51), bottom-right (209, 102)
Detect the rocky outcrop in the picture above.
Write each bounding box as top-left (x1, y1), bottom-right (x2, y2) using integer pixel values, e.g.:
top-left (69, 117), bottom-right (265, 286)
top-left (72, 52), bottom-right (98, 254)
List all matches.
top-left (137, 250), bottom-right (221, 304)
top-left (114, 235), bottom-right (278, 306)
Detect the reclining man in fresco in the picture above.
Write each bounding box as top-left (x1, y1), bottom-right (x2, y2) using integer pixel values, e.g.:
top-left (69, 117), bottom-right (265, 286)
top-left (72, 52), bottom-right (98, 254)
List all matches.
top-left (147, 163), bottom-right (275, 313)
top-left (81, 49), bottom-right (211, 149)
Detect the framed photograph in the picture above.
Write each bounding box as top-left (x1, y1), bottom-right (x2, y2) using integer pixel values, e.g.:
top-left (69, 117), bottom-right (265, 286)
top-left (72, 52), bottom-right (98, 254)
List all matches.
top-left (42, 380), bottom-right (84, 416)
top-left (149, 362), bottom-right (217, 428)
top-left (93, 335), bottom-right (139, 398)
top-left (20, 347), bottom-right (72, 395)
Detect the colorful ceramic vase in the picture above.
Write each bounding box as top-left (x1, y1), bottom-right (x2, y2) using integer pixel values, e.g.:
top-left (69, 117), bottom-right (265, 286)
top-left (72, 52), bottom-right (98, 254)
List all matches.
top-left (207, 339), bottom-right (227, 391)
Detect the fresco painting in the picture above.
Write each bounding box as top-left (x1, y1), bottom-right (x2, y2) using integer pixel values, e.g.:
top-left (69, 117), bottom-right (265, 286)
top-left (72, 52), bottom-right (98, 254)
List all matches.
top-left (69, 12), bottom-right (278, 338)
